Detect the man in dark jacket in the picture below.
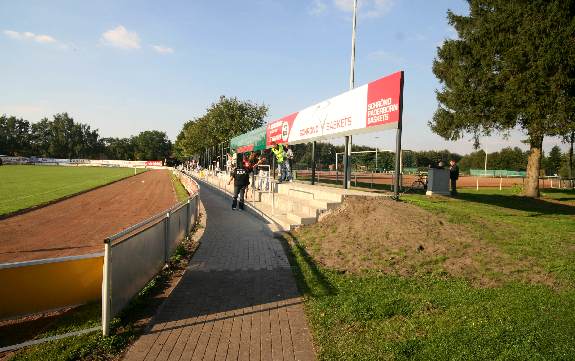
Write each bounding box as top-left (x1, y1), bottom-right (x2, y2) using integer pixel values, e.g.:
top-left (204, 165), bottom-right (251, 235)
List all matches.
top-left (449, 159), bottom-right (459, 195)
top-left (228, 154), bottom-right (251, 210)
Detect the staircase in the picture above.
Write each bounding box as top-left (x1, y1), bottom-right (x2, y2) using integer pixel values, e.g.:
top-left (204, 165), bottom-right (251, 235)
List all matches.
top-left (193, 171), bottom-right (377, 231)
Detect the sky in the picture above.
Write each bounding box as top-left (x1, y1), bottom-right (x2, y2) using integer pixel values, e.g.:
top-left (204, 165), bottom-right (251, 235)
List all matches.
top-left (0, 0), bottom-right (568, 155)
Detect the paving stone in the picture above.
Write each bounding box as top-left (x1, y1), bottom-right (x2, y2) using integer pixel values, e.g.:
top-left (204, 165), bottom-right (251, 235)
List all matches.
top-left (123, 185), bottom-right (315, 361)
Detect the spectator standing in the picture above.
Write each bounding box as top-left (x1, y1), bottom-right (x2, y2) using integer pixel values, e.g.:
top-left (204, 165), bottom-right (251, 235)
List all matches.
top-left (284, 145), bottom-right (294, 182)
top-left (228, 158), bottom-right (251, 210)
top-left (449, 159), bottom-right (459, 195)
top-left (256, 155), bottom-right (269, 191)
top-left (271, 143), bottom-right (287, 183)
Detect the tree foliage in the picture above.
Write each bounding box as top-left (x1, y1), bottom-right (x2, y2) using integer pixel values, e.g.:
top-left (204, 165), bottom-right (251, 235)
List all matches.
top-left (432, 0), bottom-right (575, 196)
top-left (543, 145), bottom-right (563, 176)
top-left (175, 96), bottom-right (268, 158)
top-left (0, 115), bottom-right (31, 156)
top-left (132, 131), bottom-right (172, 161)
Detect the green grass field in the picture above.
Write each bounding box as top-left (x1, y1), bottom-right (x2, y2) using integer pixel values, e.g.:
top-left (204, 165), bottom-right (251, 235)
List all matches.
top-left (0, 165), bottom-right (142, 217)
top-left (287, 188), bottom-right (575, 360)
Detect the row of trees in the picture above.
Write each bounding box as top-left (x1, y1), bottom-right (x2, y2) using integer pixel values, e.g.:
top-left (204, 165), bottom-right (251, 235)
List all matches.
top-left (457, 146), bottom-right (572, 177)
top-left (0, 113), bottom-right (172, 161)
top-left (432, 0), bottom-right (575, 196)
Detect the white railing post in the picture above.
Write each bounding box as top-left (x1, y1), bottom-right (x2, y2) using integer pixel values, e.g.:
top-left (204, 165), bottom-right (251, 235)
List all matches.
top-left (164, 213), bottom-right (170, 263)
top-left (102, 240), bottom-right (111, 336)
top-left (186, 199), bottom-right (191, 234)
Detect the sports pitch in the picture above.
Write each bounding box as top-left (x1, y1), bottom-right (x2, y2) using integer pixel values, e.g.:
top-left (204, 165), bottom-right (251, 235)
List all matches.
top-left (0, 165), bottom-right (142, 216)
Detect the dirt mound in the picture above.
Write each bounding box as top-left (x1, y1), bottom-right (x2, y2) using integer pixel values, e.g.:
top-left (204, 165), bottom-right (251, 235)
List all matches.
top-left (291, 196), bottom-right (553, 287)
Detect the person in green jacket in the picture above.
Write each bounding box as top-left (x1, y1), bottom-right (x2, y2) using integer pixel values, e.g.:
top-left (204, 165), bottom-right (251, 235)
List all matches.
top-left (271, 143), bottom-right (287, 183)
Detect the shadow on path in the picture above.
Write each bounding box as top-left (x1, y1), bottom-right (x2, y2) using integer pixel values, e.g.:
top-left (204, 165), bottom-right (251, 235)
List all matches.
top-left (122, 182), bottom-right (315, 361)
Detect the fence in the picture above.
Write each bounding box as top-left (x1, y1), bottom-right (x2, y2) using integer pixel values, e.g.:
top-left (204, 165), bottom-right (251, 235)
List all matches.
top-left (102, 171), bottom-right (199, 335)
top-left (0, 171), bottom-right (200, 348)
top-left (293, 170), bottom-right (575, 191)
top-left (470, 169), bottom-right (527, 177)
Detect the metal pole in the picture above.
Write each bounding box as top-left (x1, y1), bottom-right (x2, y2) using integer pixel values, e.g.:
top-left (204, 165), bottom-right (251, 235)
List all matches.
top-left (164, 213), bottom-right (170, 263)
top-left (393, 71), bottom-right (404, 199)
top-left (484, 151), bottom-right (488, 176)
top-left (344, 0), bottom-right (358, 190)
top-left (375, 149), bottom-right (378, 172)
top-left (186, 199), bottom-right (191, 234)
top-left (399, 149), bottom-right (403, 189)
top-left (102, 241), bottom-right (111, 336)
top-left (311, 141), bottom-right (316, 185)
top-left (394, 127), bottom-right (402, 197)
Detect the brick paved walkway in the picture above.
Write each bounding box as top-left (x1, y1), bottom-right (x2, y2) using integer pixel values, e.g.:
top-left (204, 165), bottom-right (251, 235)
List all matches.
top-left (122, 185), bottom-right (316, 361)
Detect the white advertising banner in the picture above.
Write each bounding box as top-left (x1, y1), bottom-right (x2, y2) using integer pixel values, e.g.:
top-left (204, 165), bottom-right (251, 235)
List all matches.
top-left (266, 71), bottom-right (403, 146)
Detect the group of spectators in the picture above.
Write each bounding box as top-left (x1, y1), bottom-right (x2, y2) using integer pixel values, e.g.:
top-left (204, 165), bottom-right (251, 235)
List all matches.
top-left (227, 142), bottom-right (294, 210)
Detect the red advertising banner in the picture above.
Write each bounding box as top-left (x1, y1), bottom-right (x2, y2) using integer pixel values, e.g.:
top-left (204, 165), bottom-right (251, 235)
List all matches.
top-left (145, 160), bottom-right (163, 166)
top-left (366, 71), bottom-right (402, 128)
top-left (266, 112), bottom-right (298, 147)
top-left (263, 71), bottom-right (403, 146)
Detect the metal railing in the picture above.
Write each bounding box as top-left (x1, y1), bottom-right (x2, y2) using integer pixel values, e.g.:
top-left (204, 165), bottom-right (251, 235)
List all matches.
top-left (101, 173), bottom-right (200, 336)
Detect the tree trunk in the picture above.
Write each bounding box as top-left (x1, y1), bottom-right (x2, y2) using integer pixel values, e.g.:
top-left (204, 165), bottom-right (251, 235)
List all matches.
top-left (524, 136), bottom-right (543, 198)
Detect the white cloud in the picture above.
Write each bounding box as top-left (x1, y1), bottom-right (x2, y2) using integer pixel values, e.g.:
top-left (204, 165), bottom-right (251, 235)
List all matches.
top-left (332, 0), bottom-right (394, 18)
top-left (151, 45), bottom-right (174, 54)
top-left (3, 30), bottom-right (59, 44)
top-left (34, 34), bottom-right (56, 43)
top-left (101, 25), bottom-right (141, 49)
top-left (309, 0), bottom-right (327, 15)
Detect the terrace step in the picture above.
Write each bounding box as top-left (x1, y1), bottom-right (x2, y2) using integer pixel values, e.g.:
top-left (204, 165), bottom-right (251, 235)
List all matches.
top-left (276, 182), bottom-right (344, 203)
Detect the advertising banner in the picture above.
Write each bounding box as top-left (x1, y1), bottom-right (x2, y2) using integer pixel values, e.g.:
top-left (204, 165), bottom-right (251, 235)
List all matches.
top-left (145, 160), bottom-right (163, 166)
top-left (230, 126), bottom-right (267, 153)
top-left (266, 71), bottom-right (403, 146)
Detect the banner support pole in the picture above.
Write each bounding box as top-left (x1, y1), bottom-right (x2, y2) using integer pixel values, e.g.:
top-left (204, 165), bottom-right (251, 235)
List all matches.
top-left (311, 141), bottom-right (316, 185)
top-left (393, 71), bottom-right (405, 200)
top-left (344, 0), bottom-right (357, 190)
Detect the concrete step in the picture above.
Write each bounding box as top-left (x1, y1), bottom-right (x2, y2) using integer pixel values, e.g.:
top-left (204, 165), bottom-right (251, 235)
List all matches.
top-left (254, 202), bottom-right (299, 231)
top-left (259, 192), bottom-right (321, 217)
top-left (286, 211), bottom-right (317, 226)
top-left (276, 182), bottom-right (344, 203)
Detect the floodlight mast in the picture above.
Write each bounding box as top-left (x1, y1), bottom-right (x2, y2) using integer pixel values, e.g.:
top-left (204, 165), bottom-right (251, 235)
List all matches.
top-left (343, 0), bottom-right (357, 190)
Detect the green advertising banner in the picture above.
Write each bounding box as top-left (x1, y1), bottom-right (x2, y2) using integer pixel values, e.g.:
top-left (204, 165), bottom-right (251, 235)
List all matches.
top-left (229, 125), bottom-right (267, 153)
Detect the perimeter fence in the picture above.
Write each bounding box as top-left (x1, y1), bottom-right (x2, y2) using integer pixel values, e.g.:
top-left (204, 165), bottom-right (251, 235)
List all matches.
top-left (0, 170), bottom-right (200, 351)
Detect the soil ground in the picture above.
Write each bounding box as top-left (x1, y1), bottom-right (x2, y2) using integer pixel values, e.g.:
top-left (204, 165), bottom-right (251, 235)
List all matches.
top-left (0, 170), bottom-right (177, 263)
top-left (293, 195), bottom-right (553, 287)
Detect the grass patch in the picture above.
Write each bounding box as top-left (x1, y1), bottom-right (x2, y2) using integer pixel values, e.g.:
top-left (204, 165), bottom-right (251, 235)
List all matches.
top-left (7, 228), bottom-right (200, 361)
top-left (285, 234), bottom-right (575, 360)
top-left (0, 165), bottom-right (142, 216)
top-left (404, 188), bottom-right (575, 287)
top-left (283, 188), bottom-right (575, 360)
top-left (170, 171), bottom-right (189, 202)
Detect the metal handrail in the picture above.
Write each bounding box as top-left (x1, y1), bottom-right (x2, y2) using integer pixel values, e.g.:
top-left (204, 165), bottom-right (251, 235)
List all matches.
top-left (287, 188), bottom-right (315, 215)
top-left (106, 193), bottom-right (199, 244)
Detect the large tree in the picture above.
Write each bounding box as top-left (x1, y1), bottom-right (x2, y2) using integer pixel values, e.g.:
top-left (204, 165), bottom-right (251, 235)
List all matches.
top-left (133, 130), bottom-right (172, 161)
top-left (544, 145), bottom-right (563, 176)
top-left (432, 0), bottom-right (575, 197)
top-left (102, 137), bottom-right (136, 160)
top-left (175, 96), bottom-right (268, 159)
top-left (28, 113), bottom-right (102, 159)
top-left (0, 115), bottom-right (31, 156)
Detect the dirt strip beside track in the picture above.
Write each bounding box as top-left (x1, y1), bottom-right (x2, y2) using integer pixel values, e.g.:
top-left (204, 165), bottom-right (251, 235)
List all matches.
top-left (0, 170), bottom-right (178, 263)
